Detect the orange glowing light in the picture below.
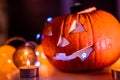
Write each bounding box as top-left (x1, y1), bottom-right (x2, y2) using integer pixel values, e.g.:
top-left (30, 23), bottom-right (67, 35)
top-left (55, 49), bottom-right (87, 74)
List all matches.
top-left (24, 50), bottom-right (28, 56)
top-left (7, 59), bottom-right (11, 63)
top-left (41, 52), bottom-right (46, 59)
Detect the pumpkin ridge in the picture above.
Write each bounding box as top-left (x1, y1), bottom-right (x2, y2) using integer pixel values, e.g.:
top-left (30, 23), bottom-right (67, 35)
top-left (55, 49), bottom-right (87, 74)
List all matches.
top-left (87, 11), bottom-right (105, 69)
top-left (75, 14), bottom-right (80, 55)
top-left (86, 13), bottom-right (96, 70)
top-left (75, 13), bottom-right (95, 70)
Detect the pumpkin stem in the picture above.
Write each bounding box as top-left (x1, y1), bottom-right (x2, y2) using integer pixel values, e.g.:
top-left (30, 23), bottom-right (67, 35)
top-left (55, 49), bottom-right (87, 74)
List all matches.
top-left (77, 7), bottom-right (97, 14)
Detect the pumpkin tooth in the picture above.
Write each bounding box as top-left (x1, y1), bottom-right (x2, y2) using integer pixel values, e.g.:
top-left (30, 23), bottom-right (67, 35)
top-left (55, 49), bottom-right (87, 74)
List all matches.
top-left (57, 36), bottom-right (70, 47)
top-left (53, 45), bottom-right (93, 61)
top-left (69, 20), bottom-right (85, 33)
top-left (77, 7), bottom-right (97, 14)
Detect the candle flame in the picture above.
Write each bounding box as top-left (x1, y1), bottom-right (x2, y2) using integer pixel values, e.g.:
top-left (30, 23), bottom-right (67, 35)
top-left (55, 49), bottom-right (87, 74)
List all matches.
top-left (27, 60), bottom-right (30, 67)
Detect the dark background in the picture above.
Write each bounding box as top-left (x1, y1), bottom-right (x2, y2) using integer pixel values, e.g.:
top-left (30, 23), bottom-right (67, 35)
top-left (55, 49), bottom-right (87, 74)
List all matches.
top-left (8, 0), bottom-right (119, 42)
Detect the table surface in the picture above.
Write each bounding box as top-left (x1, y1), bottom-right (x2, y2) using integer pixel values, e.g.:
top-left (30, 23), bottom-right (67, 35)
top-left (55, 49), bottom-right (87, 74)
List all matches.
top-left (1, 57), bottom-right (120, 80)
top-left (38, 65), bottom-right (112, 80)
top-left (7, 66), bottom-right (113, 80)
top-left (0, 62), bottom-right (114, 80)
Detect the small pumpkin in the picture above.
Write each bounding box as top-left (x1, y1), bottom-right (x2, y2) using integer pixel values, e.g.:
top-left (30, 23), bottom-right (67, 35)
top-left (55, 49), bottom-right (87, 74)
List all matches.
top-left (41, 7), bottom-right (120, 72)
top-left (0, 45), bottom-right (18, 79)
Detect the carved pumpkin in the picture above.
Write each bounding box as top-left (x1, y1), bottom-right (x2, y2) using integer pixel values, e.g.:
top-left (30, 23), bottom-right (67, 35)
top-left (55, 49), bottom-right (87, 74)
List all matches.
top-left (41, 7), bottom-right (120, 72)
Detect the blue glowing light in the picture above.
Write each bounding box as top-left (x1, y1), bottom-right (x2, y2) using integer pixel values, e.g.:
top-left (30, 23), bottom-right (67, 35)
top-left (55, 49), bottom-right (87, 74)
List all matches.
top-left (35, 51), bottom-right (40, 56)
top-left (47, 17), bottom-right (53, 22)
top-left (36, 33), bottom-right (40, 40)
top-left (82, 53), bottom-right (87, 59)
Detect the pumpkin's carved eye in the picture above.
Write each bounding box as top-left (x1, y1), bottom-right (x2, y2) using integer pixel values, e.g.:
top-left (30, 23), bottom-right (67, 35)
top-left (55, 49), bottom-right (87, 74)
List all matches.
top-left (69, 20), bottom-right (85, 33)
top-left (57, 36), bottom-right (70, 47)
top-left (45, 26), bottom-right (53, 36)
top-left (53, 45), bottom-right (93, 62)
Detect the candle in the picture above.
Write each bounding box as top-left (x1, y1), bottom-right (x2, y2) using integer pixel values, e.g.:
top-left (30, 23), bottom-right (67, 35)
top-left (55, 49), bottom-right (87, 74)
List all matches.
top-left (111, 67), bottom-right (120, 80)
top-left (20, 60), bottom-right (39, 78)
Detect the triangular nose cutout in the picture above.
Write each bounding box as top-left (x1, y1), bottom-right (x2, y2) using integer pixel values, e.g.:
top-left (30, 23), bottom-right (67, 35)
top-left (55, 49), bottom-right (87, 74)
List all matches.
top-left (45, 26), bottom-right (52, 36)
top-left (57, 36), bottom-right (70, 47)
top-left (69, 20), bottom-right (85, 33)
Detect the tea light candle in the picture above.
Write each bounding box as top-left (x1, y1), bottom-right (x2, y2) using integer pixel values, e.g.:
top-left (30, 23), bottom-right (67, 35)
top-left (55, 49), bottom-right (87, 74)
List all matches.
top-left (111, 67), bottom-right (120, 80)
top-left (20, 60), bottom-right (39, 78)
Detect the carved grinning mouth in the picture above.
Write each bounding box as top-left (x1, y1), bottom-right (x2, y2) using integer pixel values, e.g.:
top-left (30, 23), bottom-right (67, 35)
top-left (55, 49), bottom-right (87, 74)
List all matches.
top-left (53, 45), bottom-right (93, 62)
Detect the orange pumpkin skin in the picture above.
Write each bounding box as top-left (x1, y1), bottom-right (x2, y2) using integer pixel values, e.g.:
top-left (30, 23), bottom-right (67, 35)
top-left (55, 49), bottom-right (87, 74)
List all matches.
top-left (41, 8), bottom-right (120, 72)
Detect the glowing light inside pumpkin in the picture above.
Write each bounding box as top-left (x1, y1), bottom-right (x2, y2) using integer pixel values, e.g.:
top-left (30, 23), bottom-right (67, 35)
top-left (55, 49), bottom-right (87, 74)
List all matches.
top-left (69, 20), bottom-right (85, 33)
top-left (47, 17), bottom-right (53, 22)
top-left (34, 61), bottom-right (41, 66)
top-left (57, 36), bottom-right (70, 47)
top-left (53, 45), bottom-right (93, 62)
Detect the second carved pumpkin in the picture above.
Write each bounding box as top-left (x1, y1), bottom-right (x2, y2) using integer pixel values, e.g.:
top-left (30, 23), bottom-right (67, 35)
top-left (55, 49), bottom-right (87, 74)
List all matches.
top-left (41, 7), bottom-right (120, 72)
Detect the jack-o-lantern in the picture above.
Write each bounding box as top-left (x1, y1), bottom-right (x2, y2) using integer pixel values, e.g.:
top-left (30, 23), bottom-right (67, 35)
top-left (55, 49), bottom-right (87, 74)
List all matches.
top-left (41, 7), bottom-right (120, 72)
